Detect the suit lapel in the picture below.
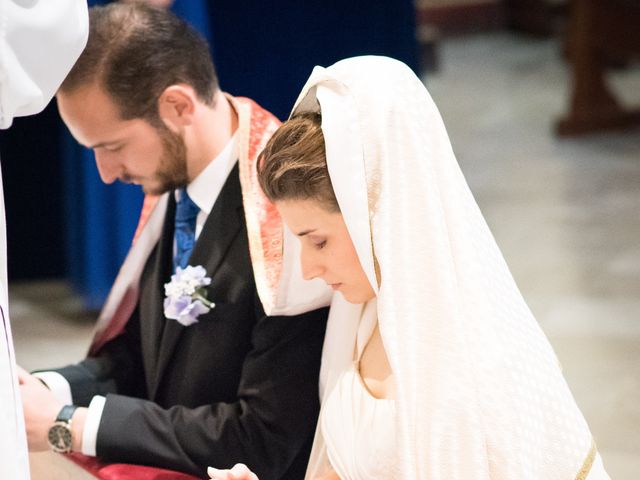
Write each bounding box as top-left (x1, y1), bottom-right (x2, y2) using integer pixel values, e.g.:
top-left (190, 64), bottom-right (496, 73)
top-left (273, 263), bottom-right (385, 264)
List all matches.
top-left (152, 164), bottom-right (244, 398)
top-left (140, 196), bottom-right (176, 397)
top-left (90, 194), bottom-right (169, 355)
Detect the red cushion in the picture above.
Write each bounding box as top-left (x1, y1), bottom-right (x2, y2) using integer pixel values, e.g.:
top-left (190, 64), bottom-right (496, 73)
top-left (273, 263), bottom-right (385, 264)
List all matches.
top-left (68, 453), bottom-right (201, 480)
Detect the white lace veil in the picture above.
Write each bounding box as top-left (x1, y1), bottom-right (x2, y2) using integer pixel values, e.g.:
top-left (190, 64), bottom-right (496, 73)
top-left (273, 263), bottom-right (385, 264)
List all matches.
top-left (284, 56), bottom-right (609, 479)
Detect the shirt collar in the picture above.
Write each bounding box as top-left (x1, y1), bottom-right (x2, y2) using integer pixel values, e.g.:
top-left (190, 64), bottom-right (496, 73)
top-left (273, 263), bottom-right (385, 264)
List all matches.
top-left (177, 133), bottom-right (238, 215)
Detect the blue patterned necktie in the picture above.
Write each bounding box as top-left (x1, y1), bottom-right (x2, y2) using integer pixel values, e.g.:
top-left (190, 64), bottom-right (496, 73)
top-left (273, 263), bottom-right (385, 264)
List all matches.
top-left (174, 188), bottom-right (200, 271)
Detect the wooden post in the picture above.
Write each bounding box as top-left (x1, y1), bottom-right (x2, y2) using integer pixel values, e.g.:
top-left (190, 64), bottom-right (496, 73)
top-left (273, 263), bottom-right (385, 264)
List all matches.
top-left (556, 0), bottom-right (640, 136)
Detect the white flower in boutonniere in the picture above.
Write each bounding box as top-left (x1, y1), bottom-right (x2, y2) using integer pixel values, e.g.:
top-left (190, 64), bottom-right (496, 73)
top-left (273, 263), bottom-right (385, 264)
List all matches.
top-left (163, 265), bottom-right (215, 326)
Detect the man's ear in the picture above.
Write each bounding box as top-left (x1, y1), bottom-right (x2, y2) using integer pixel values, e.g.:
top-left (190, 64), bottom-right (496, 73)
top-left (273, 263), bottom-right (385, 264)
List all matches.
top-left (157, 85), bottom-right (196, 131)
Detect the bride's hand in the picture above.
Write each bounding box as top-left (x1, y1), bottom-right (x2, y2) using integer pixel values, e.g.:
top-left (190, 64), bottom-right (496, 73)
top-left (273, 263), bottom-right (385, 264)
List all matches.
top-left (207, 464), bottom-right (259, 480)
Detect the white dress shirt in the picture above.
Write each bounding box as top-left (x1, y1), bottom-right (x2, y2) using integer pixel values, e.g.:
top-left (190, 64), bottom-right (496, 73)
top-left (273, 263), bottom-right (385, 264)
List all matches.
top-left (36, 133), bottom-right (238, 456)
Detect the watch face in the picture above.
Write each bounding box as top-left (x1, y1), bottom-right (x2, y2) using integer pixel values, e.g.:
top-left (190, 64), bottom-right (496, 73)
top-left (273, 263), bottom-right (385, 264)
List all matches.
top-left (48, 423), bottom-right (72, 453)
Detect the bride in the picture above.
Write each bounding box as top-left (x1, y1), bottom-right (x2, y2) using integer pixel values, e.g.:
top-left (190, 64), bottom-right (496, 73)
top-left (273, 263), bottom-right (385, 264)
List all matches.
top-left (209, 56), bottom-right (610, 479)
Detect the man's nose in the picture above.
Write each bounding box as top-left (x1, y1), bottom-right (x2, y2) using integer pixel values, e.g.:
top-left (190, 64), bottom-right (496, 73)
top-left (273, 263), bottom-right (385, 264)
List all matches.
top-left (94, 150), bottom-right (120, 184)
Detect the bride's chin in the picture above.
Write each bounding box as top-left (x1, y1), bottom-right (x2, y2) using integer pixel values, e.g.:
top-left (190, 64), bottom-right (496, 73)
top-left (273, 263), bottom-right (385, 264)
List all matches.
top-left (340, 289), bottom-right (376, 305)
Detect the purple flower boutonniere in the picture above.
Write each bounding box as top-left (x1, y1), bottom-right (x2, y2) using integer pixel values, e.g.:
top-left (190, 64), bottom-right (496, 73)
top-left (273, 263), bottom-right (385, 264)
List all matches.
top-left (163, 265), bottom-right (215, 326)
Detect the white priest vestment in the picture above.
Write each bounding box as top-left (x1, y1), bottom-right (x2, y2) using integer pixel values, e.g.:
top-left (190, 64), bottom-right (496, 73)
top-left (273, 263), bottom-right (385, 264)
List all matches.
top-left (0, 1), bottom-right (88, 478)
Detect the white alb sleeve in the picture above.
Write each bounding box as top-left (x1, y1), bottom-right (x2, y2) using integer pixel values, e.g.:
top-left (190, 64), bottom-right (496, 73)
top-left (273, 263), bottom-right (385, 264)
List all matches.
top-left (32, 371), bottom-right (73, 405)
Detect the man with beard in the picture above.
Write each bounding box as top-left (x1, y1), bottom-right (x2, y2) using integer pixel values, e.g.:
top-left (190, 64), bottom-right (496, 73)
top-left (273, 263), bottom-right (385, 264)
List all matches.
top-left (18, 4), bottom-right (329, 479)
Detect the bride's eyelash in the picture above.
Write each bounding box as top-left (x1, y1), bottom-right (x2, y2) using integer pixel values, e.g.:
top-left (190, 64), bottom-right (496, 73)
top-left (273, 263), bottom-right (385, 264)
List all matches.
top-left (315, 241), bottom-right (327, 249)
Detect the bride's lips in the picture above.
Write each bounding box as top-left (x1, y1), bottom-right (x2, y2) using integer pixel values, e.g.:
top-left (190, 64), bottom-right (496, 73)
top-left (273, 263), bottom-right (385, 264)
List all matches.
top-left (329, 283), bottom-right (342, 291)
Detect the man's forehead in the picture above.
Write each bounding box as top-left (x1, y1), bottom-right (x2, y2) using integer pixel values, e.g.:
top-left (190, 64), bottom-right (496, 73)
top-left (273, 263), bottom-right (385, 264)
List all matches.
top-left (57, 85), bottom-right (130, 146)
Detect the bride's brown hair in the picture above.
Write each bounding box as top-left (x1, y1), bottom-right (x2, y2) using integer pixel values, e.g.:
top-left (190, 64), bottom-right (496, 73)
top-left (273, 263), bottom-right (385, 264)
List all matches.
top-left (257, 112), bottom-right (340, 213)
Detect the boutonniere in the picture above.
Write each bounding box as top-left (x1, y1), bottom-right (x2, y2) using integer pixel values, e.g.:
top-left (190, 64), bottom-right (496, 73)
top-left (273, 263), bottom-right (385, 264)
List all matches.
top-left (163, 265), bottom-right (216, 326)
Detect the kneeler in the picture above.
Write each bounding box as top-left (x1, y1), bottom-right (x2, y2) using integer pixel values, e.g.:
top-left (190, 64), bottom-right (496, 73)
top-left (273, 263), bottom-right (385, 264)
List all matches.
top-left (68, 453), bottom-right (200, 480)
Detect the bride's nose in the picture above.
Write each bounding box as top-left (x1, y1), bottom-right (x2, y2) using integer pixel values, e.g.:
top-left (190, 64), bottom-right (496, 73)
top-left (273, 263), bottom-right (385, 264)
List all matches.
top-left (300, 251), bottom-right (324, 281)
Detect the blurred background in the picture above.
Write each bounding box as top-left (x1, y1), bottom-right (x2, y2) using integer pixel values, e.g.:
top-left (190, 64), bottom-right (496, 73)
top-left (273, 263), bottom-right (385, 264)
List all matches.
top-left (1, 0), bottom-right (638, 477)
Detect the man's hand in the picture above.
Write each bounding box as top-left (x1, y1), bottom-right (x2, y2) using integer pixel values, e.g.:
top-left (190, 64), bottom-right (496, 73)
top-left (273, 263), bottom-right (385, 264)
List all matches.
top-left (17, 366), bottom-right (86, 452)
top-left (17, 366), bottom-right (63, 451)
top-left (208, 464), bottom-right (259, 480)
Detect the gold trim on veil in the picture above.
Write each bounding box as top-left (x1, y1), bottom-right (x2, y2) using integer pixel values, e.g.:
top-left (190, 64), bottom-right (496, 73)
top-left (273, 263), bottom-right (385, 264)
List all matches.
top-left (576, 439), bottom-right (598, 480)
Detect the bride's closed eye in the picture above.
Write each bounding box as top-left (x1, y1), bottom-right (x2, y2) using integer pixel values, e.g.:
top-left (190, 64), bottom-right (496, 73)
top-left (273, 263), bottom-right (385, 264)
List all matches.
top-left (314, 240), bottom-right (327, 249)
top-left (307, 235), bottom-right (327, 250)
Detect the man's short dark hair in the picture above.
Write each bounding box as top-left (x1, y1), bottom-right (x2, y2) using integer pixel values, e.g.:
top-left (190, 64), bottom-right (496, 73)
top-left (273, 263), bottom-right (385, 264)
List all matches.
top-left (61, 3), bottom-right (218, 122)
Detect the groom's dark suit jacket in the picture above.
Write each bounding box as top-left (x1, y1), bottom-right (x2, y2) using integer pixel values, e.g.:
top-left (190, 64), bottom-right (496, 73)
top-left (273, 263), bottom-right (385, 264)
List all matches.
top-left (56, 165), bottom-right (329, 479)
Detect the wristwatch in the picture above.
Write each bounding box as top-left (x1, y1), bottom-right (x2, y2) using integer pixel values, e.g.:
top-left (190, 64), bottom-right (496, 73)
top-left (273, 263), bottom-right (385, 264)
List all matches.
top-left (47, 405), bottom-right (78, 453)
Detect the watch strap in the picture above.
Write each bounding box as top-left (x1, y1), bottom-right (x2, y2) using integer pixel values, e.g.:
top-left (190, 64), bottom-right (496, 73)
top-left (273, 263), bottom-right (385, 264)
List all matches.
top-left (56, 404), bottom-right (78, 423)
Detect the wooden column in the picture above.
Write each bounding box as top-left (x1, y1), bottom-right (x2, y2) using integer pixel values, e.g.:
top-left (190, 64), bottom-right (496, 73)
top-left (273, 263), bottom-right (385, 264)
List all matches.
top-left (556, 0), bottom-right (640, 136)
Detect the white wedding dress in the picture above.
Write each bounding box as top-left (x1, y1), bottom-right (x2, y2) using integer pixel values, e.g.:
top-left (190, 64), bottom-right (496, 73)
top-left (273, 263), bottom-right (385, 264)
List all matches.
top-left (321, 364), bottom-right (396, 480)
top-left (320, 344), bottom-right (399, 480)
top-left (320, 300), bottom-right (398, 480)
